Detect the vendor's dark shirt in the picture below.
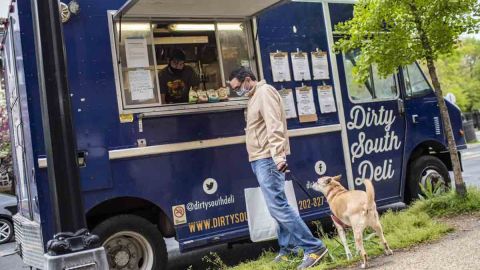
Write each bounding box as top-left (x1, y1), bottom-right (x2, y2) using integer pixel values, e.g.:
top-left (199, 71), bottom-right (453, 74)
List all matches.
top-left (159, 66), bottom-right (200, 104)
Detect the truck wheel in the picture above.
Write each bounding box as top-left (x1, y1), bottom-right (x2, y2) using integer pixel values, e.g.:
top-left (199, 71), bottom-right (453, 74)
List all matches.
top-left (0, 218), bottom-right (14, 244)
top-left (92, 215), bottom-right (167, 270)
top-left (406, 155), bottom-right (450, 203)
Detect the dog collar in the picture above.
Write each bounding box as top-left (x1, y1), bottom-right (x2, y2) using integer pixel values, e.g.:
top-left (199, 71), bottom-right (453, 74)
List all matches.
top-left (326, 188), bottom-right (347, 203)
top-left (331, 215), bottom-right (350, 229)
top-left (326, 189), bottom-right (347, 202)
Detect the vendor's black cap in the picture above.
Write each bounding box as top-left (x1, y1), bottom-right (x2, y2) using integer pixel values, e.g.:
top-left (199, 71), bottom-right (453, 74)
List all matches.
top-left (169, 48), bottom-right (186, 61)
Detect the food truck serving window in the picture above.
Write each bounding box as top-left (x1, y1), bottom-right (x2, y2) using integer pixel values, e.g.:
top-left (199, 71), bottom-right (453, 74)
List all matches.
top-left (109, 1), bottom-right (287, 116)
top-left (109, 19), bottom-right (257, 115)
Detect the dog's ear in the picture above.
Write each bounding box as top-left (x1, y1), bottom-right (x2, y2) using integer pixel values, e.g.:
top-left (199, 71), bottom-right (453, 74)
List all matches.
top-left (324, 177), bottom-right (332, 185)
top-left (333, 175), bottom-right (342, 182)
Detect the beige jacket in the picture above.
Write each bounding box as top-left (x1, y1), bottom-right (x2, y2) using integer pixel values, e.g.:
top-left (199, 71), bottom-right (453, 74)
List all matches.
top-left (245, 80), bottom-right (290, 164)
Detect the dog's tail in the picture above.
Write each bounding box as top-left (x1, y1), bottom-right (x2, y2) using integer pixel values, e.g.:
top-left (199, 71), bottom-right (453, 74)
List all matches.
top-left (364, 179), bottom-right (375, 211)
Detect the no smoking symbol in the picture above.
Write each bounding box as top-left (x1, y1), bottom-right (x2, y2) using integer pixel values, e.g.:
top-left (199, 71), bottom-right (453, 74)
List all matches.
top-left (174, 206), bottom-right (185, 218)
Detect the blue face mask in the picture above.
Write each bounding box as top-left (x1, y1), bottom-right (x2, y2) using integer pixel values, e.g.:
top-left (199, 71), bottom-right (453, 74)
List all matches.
top-left (234, 81), bottom-right (250, 97)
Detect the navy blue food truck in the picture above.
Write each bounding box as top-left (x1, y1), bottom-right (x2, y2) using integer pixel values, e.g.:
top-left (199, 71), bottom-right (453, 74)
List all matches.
top-left (2, 0), bottom-right (466, 269)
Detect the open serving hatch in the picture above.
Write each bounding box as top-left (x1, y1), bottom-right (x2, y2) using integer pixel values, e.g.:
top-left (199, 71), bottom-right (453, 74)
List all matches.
top-left (109, 0), bottom-right (291, 116)
top-left (114, 0), bottom-right (289, 19)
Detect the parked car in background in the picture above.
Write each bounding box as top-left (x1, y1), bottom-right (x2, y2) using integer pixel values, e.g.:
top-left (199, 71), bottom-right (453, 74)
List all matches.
top-left (0, 192), bottom-right (16, 244)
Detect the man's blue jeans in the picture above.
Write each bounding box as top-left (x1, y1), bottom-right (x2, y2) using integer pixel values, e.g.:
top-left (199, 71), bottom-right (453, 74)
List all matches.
top-left (251, 158), bottom-right (325, 255)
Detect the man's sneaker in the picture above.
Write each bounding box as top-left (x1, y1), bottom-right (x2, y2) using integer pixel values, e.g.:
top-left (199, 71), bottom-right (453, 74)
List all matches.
top-left (296, 247), bottom-right (328, 269)
top-left (272, 253), bottom-right (289, 263)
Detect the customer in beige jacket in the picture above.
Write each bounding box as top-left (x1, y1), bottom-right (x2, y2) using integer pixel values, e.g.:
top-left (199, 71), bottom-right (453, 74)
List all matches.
top-left (229, 67), bottom-right (327, 270)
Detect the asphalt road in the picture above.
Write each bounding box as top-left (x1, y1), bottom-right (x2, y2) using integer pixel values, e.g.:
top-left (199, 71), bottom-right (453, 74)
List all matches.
top-left (1, 132), bottom-right (480, 269)
top-left (459, 142), bottom-right (480, 187)
top-left (0, 242), bottom-right (22, 269)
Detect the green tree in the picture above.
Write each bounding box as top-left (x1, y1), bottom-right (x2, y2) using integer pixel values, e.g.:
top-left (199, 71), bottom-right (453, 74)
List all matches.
top-left (335, 0), bottom-right (480, 196)
top-left (435, 38), bottom-right (480, 112)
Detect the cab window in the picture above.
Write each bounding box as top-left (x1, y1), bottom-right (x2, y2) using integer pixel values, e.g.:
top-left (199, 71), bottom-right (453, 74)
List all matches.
top-left (403, 63), bottom-right (431, 97)
top-left (110, 20), bottom-right (256, 114)
top-left (343, 50), bottom-right (398, 103)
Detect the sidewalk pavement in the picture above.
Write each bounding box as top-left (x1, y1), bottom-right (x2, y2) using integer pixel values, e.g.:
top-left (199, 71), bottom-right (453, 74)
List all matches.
top-left (363, 214), bottom-right (480, 270)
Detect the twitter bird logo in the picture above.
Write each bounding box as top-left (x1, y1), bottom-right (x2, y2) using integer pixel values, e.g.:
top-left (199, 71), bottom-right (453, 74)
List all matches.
top-left (203, 178), bottom-right (218, 195)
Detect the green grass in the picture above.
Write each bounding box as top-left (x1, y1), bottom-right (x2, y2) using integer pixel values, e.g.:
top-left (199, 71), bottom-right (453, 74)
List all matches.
top-left (221, 187), bottom-right (480, 270)
top-left (409, 186), bottom-right (480, 217)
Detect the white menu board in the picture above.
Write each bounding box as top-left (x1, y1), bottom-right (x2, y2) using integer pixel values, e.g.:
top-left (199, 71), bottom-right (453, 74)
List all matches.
top-left (270, 52), bottom-right (291, 82)
top-left (291, 52), bottom-right (311, 81)
top-left (312, 51), bottom-right (330, 80)
top-left (279, 88), bottom-right (297, 119)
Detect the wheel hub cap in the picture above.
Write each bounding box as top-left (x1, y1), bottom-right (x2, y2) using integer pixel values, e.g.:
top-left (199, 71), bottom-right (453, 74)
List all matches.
top-left (114, 250), bottom-right (130, 267)
top-left (103, 232), bottom-right (153, 270)
top-left (0, 221), bottom-right (11, 241)
top-left (421, 169), bottom-right (445, 188)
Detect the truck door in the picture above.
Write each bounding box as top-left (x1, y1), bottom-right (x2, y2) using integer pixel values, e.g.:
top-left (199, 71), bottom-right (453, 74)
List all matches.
top-left (335, 49), bottom-right (406, 202)
top-left (401, 63), bottom-right (444, 143)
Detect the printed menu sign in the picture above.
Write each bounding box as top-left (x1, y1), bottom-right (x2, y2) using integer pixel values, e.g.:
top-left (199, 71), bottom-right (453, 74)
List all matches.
top-left (291, 52), bottom-right (311, 81)
top-left (312, 51), bottom-right (330, 80)
top-left (295, 86), bottom-right (318, 123)
top-left (317, 85), bottom-right (337, 113)
top-left (279, 88), bottom-right (297, 119)
top-left (270, 52), bottom-right (291, 82)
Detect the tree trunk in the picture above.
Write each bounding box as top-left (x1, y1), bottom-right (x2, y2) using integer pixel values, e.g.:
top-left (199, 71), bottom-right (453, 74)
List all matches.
top-left (426, 58), bottom-right (467, 196)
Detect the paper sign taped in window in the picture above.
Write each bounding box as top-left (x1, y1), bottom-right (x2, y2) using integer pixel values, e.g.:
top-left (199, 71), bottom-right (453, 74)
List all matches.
top-left (128, 69), bottom-right (155, 101)
top-left (125, 38), bottom-right (150, 68)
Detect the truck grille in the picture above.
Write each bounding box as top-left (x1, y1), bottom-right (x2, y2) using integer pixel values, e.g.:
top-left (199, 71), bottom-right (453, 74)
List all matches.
top-left (434, 117), bottom-right (441, 135)
top-left (13, 214), bottom-right (45, 269)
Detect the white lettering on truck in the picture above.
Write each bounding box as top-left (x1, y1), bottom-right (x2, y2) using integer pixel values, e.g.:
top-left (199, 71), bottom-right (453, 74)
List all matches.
top-left (347, 105), bottom-right (402, 186)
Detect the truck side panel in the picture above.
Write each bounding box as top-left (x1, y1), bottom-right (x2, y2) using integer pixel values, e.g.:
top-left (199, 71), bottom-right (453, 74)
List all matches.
top-left (14, 0), bottom-right (347, 250)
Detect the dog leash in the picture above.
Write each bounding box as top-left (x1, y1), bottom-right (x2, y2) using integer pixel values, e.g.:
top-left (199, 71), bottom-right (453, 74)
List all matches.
top-left (286, 170), bottom-right (316, 200)
top-left (287, 170), bottom-right (348, 232)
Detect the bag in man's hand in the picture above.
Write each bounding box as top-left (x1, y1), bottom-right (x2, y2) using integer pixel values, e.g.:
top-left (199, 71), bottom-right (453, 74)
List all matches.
top-left (244, 180), bottom-right (298, 242)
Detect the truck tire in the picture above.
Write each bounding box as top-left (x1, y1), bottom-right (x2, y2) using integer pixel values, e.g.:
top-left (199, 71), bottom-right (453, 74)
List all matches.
top-left (406, 155), bottom-right (450, 203)
top-left (92, 215), bottom-right (167, 270)
top-left (0, 218), bottom-right (14, 244)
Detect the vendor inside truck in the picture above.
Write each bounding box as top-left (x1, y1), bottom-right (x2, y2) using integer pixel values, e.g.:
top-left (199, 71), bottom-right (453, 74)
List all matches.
top-left (159, 48), bottom-right (201, 104)
top-left (116, 20), bottom-right (256, 110)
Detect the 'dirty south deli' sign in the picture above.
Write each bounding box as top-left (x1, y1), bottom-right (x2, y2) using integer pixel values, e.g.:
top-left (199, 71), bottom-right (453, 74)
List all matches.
top-left (347, 105), bottom-right (402, 186)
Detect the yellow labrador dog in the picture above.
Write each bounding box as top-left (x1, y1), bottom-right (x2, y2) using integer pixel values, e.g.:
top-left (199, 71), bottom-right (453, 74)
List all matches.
top-left (312, 175), bottom-right (392, 268)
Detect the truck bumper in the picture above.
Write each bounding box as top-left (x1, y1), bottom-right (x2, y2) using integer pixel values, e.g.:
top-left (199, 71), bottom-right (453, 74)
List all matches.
top-left (13, 214), bottom-right (45, 269)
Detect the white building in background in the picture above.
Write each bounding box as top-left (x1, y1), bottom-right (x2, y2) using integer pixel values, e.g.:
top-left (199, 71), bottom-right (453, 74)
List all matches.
top-left (0, 0), bottom-right (9, 19)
